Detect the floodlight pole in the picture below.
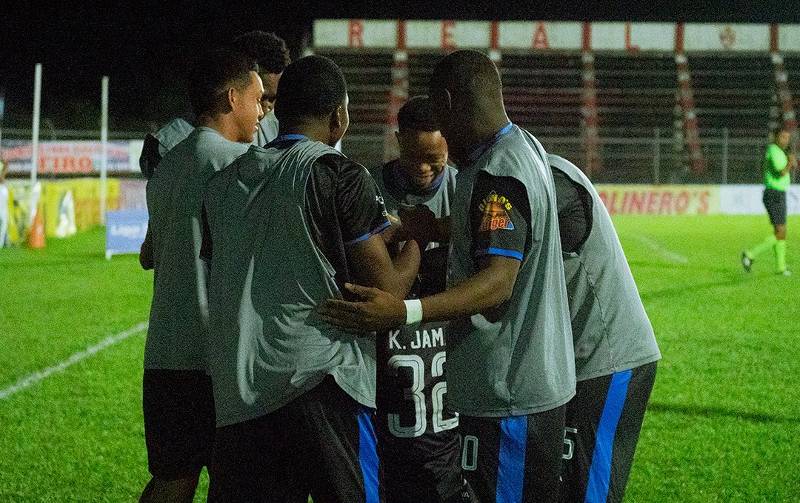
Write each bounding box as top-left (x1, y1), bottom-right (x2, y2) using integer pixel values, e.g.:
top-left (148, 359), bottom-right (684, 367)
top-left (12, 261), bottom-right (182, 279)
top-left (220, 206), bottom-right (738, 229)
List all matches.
top-left (100, 76), bottom-right (109, 224)
top-left (31, 63), bottom-right (42, 185)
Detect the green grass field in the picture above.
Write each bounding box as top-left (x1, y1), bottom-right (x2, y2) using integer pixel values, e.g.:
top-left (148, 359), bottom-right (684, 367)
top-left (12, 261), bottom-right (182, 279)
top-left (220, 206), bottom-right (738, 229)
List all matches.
top-left (1, 216), bottom-right (799, 502)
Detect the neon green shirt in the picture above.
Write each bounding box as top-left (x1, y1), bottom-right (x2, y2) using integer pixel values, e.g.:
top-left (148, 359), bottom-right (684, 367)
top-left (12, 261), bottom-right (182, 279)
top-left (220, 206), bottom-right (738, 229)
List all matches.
top-left (764, 143), bottom-right (791, 192)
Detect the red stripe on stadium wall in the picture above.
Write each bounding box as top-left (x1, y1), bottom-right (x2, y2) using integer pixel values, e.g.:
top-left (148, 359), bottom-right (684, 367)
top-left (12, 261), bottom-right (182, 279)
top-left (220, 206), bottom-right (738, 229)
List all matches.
top-left (674, 23), bottom-right (684, 54)
top-left (442, 20), bottom-right (456, 50)
top-left (770, 24), bottom-right (779, 52)
top-left (397, 20), bottom-right (407, 50)
top-left (384, 23), bottom-right (409, 162)
top-left (624, 23), bottom-right (640, 54)
top-left (490, 21), bottom-right (500, 50)
top-left (582, 22), bottom-right (591, 51)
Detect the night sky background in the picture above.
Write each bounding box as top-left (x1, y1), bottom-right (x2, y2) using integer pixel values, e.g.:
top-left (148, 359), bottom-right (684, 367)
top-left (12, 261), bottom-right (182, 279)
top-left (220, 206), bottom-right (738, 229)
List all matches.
top-left (2, 1), bottom-right (799, 133)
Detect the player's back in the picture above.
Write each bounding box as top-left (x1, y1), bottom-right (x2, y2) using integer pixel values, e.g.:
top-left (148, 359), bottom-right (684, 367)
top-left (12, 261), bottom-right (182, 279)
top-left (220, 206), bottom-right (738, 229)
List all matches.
top-left (202, 138), bottom-right (378, 428)
top-left (145, 127), bottom-right (248, 371)
top-left (548, 154), bottom-right (660, 380)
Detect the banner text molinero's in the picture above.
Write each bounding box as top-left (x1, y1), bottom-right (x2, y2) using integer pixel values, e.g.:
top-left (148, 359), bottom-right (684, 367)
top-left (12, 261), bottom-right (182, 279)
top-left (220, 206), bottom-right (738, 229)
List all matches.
top-left (597, 185), bottom-right (717, 215)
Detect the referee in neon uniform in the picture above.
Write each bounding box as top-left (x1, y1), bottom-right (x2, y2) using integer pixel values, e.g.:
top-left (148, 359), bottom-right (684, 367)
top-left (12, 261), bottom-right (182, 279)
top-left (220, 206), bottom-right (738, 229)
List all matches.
top-left (742, 127), bottom-right (795, 276)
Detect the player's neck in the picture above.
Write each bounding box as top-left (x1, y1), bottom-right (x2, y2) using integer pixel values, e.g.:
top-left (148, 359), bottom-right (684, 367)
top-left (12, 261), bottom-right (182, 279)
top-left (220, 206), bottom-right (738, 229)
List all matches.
top-left (200, 114), bottom-right (242, 143)
top-left (279, 122), bottom-right (335, 146)
top-left (471, 113), bottom-right (511, 146)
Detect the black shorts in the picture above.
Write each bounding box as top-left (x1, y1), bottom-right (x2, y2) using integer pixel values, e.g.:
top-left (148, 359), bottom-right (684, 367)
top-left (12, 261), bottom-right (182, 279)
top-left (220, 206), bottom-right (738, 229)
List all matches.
top-left (763, 188), bottom-right (787, 225)
top-left (142, 369), bottom-right (216, 480)
top-left (459, 405), bottom-right (566, 503)
top-left (560, 362), bottom-right (657, 503)
top-left (378, 428), bottom-right (466, 503)
top-left (208, 376), bottom-right (380, 503)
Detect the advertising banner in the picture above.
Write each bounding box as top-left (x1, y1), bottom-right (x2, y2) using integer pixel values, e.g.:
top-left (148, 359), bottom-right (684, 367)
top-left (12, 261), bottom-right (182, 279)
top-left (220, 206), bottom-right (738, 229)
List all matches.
top-left (2, 140), bottom-right (141, 174)
top-left (596, 185), bottom-right (719, 216)
top-left (105, 209), bottom-right (148, 259)
top-left (719, 185), bottom-right (800, 215)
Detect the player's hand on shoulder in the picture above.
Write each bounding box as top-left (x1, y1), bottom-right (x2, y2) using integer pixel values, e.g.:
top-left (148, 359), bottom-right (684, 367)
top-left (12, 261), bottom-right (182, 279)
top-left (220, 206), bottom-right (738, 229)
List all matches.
top-left (319, 283), bottom-right (406, 332)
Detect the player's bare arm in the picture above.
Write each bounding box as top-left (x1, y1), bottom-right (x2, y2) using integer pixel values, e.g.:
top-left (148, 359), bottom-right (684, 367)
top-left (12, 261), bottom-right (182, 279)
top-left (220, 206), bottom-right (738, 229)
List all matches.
top-left (319, 254), bottom-right (520, 331)
top-left (347, 233), bottom-right (420, 300)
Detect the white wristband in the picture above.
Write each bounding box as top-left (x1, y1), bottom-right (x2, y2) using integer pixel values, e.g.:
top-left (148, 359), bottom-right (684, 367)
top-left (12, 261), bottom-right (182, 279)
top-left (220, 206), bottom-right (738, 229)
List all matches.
top-left (404, 299), bottom-right (423, 325)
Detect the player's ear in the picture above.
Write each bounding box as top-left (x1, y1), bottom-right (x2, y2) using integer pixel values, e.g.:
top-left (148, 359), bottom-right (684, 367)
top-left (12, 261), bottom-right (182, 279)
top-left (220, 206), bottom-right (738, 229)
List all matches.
top-left (329, 104), bottom-right (349, 146)
top-left (329, 104), bottom-right (342, 130)
top-left (226, 86), bottom-right (237, 112)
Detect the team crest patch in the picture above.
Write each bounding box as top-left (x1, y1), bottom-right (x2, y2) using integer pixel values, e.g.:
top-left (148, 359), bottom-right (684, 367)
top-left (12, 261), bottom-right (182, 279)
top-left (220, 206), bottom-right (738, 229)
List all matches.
top-left (478, 192), bottom-right (515, 231)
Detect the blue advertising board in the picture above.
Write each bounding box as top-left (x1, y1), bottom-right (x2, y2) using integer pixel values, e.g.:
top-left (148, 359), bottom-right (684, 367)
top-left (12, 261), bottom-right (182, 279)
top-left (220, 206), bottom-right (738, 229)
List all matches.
top-left (105, 209), bottom-right (148, 259)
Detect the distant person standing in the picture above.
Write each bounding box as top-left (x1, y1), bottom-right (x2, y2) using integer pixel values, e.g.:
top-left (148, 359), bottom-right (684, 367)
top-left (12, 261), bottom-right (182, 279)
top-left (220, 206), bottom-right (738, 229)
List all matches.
top-left (742, 128), bottom-right (795, 276)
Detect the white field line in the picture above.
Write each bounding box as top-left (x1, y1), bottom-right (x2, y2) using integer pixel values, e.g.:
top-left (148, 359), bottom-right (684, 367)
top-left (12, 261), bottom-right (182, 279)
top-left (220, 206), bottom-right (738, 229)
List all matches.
top-left (0, 322), bottom-right (148, 400)
top-left (633, 235), bottom-right (689, 264)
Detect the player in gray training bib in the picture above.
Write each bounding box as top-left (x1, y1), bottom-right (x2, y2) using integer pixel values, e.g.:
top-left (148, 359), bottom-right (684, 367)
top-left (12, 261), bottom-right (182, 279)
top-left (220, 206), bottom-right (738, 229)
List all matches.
top-left (139, 31), bottom-right (290, 180)
top-left (231, 31), bottom-right (290, 148)
top-left (203, 55), bottom-right (421, 503)
top-left (548, 154), bottom-right (661, 503)
top-left (138, 48), bottom-right (264, 503)
top-left (321, 50), bottom-right (575, 503)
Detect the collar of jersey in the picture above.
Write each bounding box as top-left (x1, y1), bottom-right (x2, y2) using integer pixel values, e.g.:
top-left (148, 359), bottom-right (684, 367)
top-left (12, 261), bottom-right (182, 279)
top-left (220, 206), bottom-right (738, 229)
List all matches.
top-left (266, 133), bottom-right (309, 147)
top-left (464, 122), bottom-right (514, 166)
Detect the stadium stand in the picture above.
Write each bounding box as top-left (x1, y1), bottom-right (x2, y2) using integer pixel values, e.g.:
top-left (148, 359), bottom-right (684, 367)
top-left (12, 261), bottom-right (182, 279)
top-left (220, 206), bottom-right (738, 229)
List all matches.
top-left (312, 22), bottom-right (800, 184)
top-left (317, 50), bottom-right (394, 170)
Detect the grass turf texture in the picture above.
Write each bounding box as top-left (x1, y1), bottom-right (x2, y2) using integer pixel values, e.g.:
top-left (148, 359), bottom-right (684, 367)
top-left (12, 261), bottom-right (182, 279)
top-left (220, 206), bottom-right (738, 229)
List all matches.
top-left (1, 217), bottom-right (798, 501)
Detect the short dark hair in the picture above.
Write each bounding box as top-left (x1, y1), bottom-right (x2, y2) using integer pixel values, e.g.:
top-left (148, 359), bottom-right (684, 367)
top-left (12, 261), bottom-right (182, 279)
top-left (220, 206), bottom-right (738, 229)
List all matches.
top-left (187, 48), bottom-right (258, 119)
top-left (430, 50), bottom-right (503, 106)
top-left (231, 31), bottom-right (290, 75)
top-left (398, 96), bottom-right (438, 133)
top-left (274, 55), bottom-right (347, 125)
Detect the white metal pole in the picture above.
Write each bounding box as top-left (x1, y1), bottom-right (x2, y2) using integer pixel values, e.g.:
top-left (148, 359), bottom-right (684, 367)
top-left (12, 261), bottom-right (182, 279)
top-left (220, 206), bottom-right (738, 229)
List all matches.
top-left (100, 76), bottom-right (109, 224)
top-left (31, 63), bottom-right (42, 185)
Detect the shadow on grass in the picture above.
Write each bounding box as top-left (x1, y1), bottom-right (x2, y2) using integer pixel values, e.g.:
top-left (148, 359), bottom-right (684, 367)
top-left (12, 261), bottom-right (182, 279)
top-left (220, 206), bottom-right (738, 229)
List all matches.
top-left (628, 260), bottom-right (741, 275)
top-left (639, 275), bottom-right (761, 301)
top-left (648, 401), bottom-right (800, 425)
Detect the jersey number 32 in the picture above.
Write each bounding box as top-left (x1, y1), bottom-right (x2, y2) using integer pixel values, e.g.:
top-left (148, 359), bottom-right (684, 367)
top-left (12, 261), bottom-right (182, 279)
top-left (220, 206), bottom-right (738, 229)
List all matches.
top-left (387, 351), bottom-right (458, 438)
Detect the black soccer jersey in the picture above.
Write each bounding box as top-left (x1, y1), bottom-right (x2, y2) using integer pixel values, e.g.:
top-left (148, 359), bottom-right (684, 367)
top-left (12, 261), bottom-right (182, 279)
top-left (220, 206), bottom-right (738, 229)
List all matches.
top-left (373, 163), bottom-right (462, 498)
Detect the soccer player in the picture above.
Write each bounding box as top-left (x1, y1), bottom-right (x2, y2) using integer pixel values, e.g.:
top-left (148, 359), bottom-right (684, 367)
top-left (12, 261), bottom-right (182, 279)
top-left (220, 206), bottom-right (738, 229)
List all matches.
top-left (139, 48), bottom-right (264, 503)
top-left (201, 55), bottom-right (420, 503)
top-left (230, 30), bottom-right (291, 146)
top-left (321, 50), bottom-right (575, 502)
top-left (742, 127), bottom-right (795, 276)
top-left (138, 31), bottom-right (290, 181)
top-left (372, 96), bottom-right (466, 503)
top-left (547, 154), bottom-right (661, 503)
top-left (139, 118), bottom-right (195, 180)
